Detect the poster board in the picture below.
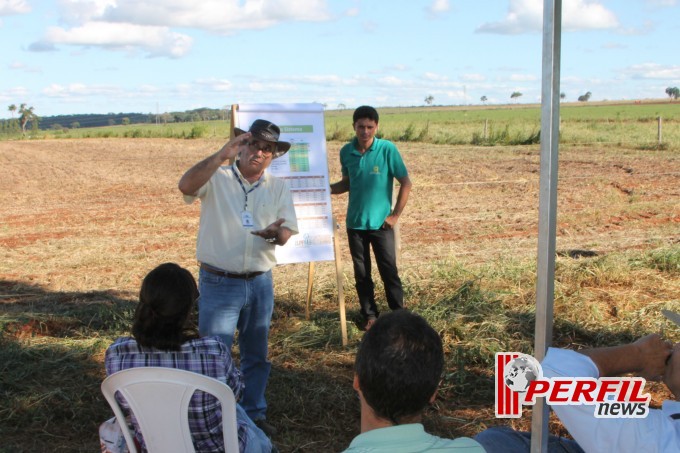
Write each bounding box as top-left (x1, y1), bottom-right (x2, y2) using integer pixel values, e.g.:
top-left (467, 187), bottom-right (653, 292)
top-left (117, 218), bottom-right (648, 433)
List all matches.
top-left (234, 103), bottom-right (335, 265)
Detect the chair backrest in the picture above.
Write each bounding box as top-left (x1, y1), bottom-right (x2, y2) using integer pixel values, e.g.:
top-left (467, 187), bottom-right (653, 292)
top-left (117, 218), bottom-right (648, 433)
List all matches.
top-left (101, 367), bottom-right (239, 453)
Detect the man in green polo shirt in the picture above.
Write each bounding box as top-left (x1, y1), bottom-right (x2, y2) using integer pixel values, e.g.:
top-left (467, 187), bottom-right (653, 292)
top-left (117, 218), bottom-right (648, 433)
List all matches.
top-left (331, 106), bottom-right (412, 330)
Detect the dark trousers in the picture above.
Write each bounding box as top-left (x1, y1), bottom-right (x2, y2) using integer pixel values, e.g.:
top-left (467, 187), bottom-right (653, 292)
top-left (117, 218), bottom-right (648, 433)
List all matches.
top-left (347, 228), bottom-right (404, 320)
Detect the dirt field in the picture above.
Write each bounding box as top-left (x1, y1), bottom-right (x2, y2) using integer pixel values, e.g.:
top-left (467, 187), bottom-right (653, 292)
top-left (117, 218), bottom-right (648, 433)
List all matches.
top-left (1, 138), bottom-right (679, 451)
top-left (2, 138), bottom-right (677, 291)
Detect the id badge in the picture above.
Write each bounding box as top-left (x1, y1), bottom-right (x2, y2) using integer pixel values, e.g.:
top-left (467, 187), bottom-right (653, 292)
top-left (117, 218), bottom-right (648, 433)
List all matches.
top-left (241, 211), bottom-right (254, 228)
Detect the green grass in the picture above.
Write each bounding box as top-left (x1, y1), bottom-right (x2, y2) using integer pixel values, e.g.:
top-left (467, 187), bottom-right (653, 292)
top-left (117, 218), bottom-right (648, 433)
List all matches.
top-left (5, 245), bottom-right (678, 451)
top-left (6, 101), bottom-right (680, 149)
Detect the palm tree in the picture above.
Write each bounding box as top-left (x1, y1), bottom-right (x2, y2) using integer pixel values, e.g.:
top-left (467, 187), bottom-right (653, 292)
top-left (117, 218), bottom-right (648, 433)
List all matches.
top-left (18, 104), bottom-right (38, 135)
top-left (8, 104), bottom-right (16, 118)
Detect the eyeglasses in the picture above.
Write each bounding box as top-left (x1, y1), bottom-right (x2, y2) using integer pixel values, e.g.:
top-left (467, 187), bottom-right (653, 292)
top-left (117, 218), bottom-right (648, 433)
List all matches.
top-left (247, 140), bottom-right (276, 156)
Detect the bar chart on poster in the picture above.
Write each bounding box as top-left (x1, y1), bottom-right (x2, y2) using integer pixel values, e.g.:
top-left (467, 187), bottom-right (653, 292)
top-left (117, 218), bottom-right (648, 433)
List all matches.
top-left (233, 103), bottom-right (335, 265)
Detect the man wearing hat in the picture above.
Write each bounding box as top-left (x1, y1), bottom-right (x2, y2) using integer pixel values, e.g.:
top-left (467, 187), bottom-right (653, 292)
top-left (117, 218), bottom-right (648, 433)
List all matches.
top-left (179, 119), bottom-right (298, 436)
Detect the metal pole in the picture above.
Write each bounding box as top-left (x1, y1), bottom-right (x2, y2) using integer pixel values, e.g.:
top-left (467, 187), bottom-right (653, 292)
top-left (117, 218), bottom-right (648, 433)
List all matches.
top-left (531, 1), bottom-right (562, 452)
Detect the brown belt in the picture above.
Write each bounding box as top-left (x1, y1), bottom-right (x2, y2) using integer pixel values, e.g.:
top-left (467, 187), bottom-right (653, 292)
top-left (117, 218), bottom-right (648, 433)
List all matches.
top-left (200, 263), bottom-right (265, 280)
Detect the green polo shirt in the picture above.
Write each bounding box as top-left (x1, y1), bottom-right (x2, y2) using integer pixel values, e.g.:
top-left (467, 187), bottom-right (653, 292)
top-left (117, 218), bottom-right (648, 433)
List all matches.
top-left (340, 137), bottom-right (408, 230)
top-left (343, 423), bottom-right (485, 452)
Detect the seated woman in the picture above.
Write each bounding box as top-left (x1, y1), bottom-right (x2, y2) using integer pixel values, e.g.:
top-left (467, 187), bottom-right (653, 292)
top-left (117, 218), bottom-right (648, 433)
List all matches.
top-left (105, 262), bottom-right (272, 453)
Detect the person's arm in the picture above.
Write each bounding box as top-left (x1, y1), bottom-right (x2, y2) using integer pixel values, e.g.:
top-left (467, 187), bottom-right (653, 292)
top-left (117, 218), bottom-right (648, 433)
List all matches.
top-left (580, 333), bottom-right (671, 379)
top-left (664, 343), bottom-right (680, 398)
top-left (543, 345), bottom-right (679, 453)
top-left (383, 175), bottom-right (412, 228)
top-left (330, 175), bottom-right (350, 195)
top-left (178, 132), bottom-right (251, 195)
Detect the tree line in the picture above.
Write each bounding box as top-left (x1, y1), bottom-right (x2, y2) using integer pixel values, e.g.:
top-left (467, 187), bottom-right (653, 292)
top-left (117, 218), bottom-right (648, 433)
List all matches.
top-left (2, 106), bottom-right (232, 135)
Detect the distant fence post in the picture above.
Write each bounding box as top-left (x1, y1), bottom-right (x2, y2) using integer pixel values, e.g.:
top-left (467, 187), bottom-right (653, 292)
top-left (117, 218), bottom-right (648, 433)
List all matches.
top-left (658, 116), bottom-right (662, 146)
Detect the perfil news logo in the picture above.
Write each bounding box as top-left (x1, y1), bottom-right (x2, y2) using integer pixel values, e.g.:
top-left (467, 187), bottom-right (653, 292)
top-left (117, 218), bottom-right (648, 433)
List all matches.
top-left (495, 352), bottom-right (651, 419)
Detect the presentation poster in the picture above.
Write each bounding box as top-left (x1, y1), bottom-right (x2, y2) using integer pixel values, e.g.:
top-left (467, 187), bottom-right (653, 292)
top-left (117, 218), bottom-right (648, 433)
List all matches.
top-left (235, 103), bottom-right (335, 264)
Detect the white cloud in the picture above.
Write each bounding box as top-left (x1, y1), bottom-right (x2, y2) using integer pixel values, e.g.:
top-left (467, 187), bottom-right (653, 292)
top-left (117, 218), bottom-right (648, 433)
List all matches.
top-left (460, 73), bottom-right (486, 82)
top-left (42, 83), bottom-right (123, 98)
top-left (562, 0), bottom-right (618, 31)
top-left (623, 63), bottom-right (680, 80)
top-left (477, 0), bottom-right (618, 34)
top-left (0, 0), bottom-right (31, 16)
top-left (427, 0), bottom-right (450, 17)
top-left (0, 86), bottom-right (29, 103)
top-left (41, 22), bottom-right (193, 58)
top-left (424, 72), bottom-right (449, 81)
top-left (194, 78), bottom-right (233, 92)
top-left (378, 76), bottom-right (406, 86)
top-left (37, 0), bottom-right (332, 58)
top-left (98, 0), bottom-right (331, 32)
top-left (57, 0), bottom-right (116, 25)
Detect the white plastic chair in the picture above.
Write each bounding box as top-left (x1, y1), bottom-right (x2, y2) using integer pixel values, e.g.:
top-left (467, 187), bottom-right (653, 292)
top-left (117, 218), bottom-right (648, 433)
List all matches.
top-left (101, 367), bottom-right (239, 453)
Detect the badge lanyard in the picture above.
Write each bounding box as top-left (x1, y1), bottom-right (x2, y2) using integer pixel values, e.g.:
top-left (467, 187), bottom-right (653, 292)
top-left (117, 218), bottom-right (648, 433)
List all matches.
top-left (232, 165), bottom-right (261, 228)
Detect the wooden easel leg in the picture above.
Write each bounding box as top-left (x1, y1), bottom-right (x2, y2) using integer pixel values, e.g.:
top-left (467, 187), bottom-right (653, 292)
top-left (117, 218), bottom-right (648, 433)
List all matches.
top-left (305, 262), bottom-right (315, 320)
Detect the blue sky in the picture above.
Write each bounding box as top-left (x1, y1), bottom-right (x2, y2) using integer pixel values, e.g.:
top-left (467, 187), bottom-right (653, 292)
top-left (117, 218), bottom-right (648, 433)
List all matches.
top-left (1, 0), bottom-right (679, 117)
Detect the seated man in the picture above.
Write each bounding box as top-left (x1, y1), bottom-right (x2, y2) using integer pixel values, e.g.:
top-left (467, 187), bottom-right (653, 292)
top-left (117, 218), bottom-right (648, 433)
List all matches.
top-left (344, 310), bottom-right (485, 452)
top-left (104, 262), bottom-right (272, 453)
top-left (476, 334), bottom-right (678, 452)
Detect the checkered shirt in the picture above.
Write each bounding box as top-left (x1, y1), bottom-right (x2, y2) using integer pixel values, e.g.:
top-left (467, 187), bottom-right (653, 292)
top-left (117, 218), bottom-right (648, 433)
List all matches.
top-left (105, 336), bottom-right (248, 453)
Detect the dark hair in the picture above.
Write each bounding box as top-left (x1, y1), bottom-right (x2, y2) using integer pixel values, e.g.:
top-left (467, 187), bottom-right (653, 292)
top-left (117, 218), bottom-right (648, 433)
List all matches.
top-left (353, 105), bottom-right (379, 124)
top-left (132, 263), bottom-right (199, 350)
top-left (355, 310), bottom-right (443, 424)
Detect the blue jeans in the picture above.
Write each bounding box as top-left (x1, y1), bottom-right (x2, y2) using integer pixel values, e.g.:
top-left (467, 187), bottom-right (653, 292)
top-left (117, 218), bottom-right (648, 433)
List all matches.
top-left (347, 228), bottom-right (404, 320)
top-left (199, 269), bottom-right (274, 422)
top-left (474, 426), bottom-right (584, 453)
top-left (237, 404), bottom-right (272, 453)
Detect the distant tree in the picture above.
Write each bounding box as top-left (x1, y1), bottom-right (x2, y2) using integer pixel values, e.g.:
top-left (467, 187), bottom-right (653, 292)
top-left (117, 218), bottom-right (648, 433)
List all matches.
top-left (8, 104), bottom-right (17, 118)
top-left (510, 92), bottom-right (522, 102)
top-left (70, 121), bottom-right (80, 129)
top-left (577, 91), bottom-right (592, 102)
top-left (108, 119), bottom-right (116, 126)
top-left (480, 95), bottom-right (487, 104)
top-left (51, 123), bottom-right (63, 130)
top-left (121, 117), bottom-right (130, 125)
top-left (337, 103), bottom-right (346, 110)
top-left (560, 92), bottom-right (566, 100)
top-left (665, 87), bottom-right (680, 101)
top-left (424, 95), bottom-right (434, 105)
top-left (18, 104), bottom-right (38, 135)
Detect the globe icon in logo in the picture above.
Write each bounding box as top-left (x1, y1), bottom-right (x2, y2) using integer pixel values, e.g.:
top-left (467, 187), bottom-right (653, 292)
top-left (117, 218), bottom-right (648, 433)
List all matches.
top-left (504, 355), bottom-right (541, 393)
